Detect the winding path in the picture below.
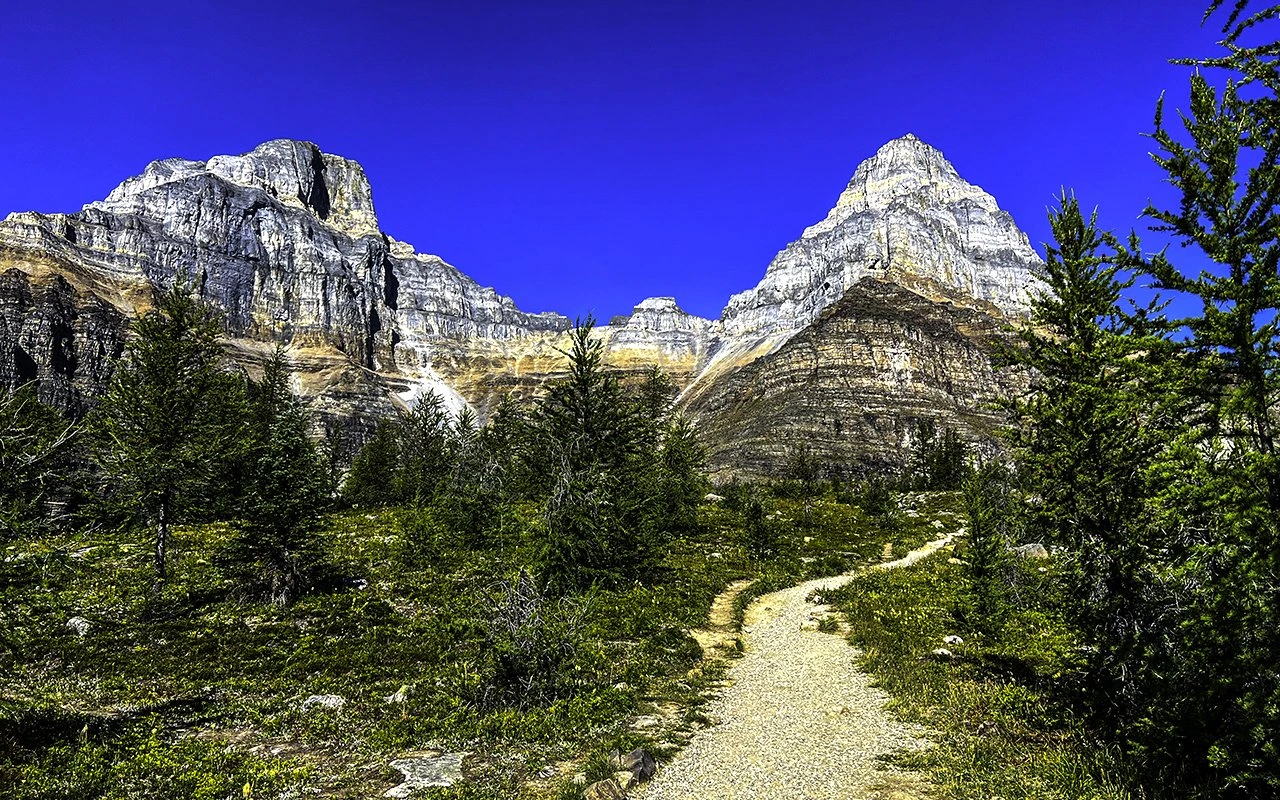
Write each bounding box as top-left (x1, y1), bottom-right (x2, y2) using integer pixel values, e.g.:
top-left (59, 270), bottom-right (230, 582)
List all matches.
top-left (636, 536), bottom-right (953, 800)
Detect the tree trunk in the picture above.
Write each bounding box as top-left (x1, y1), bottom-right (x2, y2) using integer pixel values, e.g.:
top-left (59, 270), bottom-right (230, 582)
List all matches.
top-left (154, 492), bottom-right (170, 582)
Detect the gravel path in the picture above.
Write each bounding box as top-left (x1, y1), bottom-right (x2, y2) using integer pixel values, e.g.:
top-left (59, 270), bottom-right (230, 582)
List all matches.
top-left (636, 536), bottom-right (953, 800)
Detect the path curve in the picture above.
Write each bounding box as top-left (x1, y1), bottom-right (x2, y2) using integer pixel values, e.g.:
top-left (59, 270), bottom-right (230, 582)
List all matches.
top-left (636, 535), bottom-right (953, 800)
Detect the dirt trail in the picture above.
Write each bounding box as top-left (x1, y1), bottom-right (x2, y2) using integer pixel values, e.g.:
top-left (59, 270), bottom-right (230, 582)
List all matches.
top-left (635, 535), bottom-right (953, 800)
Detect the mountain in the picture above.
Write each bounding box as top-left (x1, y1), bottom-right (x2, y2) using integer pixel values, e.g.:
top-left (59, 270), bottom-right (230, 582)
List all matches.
top-left (0, 136), bottom-right (1038, 473)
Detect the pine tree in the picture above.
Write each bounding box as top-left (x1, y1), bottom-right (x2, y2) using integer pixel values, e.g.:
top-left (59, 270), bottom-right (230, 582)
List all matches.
top-left (1010, 194), bottom-right (1172, 725)
top-left (225, 345), bottom-right (327, 606)
top-left (93, 279), bottom-right (244, 582)
top-left (0, 385), bottom-right (79, 539)
top-left (342, 421), bottom-right (400, 508)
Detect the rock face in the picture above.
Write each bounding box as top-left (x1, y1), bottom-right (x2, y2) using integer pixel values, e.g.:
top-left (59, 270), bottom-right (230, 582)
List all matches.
top-left (683, 278), bottom-right (1024, 478)
top-left (719, 134), bottom-right (1038, 342)
top-left (0, 135), bottom-right (1039, 474)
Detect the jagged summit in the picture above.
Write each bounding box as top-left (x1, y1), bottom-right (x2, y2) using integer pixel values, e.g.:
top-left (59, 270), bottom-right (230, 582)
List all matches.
top-left (719, 135), bottom-right (1041, 340)
top-left (89, 139), bottom-right (382, 239)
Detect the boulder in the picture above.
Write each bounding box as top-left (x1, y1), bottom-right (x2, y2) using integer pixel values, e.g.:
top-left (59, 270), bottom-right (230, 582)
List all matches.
top-left (610, 747), bottom-right (658, 782)
top-left (66, 617), bottom-right (91, 637)
top-left (1012, 543), bottom-right (1050, 559)
top-left (583, 778), bottom-right (626, 800)
top-left (384, 752), bottom-right (468, 797)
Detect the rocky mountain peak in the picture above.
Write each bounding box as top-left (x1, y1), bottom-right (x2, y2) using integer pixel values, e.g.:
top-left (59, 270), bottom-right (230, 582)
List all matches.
top-left (720, 135), bottom-right (1040, 341)
top-left (804, 134), bottom-right (993, 238)
top-left (89, 139), bottom-right (380, 238)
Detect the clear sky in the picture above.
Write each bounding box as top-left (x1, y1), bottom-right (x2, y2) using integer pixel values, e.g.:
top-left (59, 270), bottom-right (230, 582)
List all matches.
top-left (1, 0), bottom-right (1221, 320)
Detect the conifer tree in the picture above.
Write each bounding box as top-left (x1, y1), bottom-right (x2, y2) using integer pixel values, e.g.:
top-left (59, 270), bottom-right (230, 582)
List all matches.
top-left (93, 279), bottom-right (243, 581)
top-left (225, 345), bottom-right (327, 605)
top-left (342, 421), bottom-right (400, 508)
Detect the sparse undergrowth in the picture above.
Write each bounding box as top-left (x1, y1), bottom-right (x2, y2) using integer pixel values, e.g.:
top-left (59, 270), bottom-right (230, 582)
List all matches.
top-left (829, 538), bottom-right (1136, 799)
top-left (2, 489), bottom-right (918, 799)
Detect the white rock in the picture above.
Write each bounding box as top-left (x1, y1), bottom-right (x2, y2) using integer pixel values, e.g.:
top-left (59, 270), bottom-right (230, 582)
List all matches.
top-left (66, 617), bottom-right (91, 636)
top-left (384, 752), bottom-right (468, 797)
top-left (300, 694), bottom-right (346, 712)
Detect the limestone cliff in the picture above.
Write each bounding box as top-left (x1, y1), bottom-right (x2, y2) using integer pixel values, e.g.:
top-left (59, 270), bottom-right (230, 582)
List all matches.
top-left (719, 134), bottom-right (1039, 342)
top-left (683, 278), bottom-right (1024, 478)
top-left (0, 135), bottom-right (1038, 474)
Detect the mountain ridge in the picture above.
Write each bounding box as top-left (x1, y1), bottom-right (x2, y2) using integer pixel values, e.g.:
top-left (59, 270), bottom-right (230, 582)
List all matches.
top-left (0, 135), bottom-right (1038, 473)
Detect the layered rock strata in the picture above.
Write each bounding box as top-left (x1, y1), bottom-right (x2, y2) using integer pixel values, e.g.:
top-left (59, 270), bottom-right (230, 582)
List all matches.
top-left (0, 135), bottom-right (1040, 473)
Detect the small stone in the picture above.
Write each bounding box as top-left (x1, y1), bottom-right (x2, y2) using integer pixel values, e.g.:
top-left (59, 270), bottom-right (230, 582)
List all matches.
top-left (631, 715), bottom-right (661, 730)
top-left (703, 493), bottom-right (724, 503)
top-left (301, 694), bottom-right (346, 711)
top-left (943, 634), bottom-right (964, 645)
top-left (611, 747), bottom-right (657, 781)
top-left (930, 648), bottom-right (954, 660)
top-left (931, 520), bottom-right (945, 529)
top-left (613, 770), bottom-right (637, 790)
top-left (572, 773), bottom-right (587, 786)
top-left (66, 617), bottom-right (91, 636)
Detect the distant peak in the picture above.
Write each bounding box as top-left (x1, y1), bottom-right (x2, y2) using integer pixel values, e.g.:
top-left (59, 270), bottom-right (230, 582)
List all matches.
top-left (89, 140), bottom-right (380, 238)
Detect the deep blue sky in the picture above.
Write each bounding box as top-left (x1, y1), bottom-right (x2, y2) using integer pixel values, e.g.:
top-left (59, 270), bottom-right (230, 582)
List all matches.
top-left (1, 0), bottom-right (1222, 320)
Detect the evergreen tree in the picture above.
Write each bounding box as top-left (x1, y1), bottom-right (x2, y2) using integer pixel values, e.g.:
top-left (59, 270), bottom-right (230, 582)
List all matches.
top-left (1117, 3), bottom-right (1280, 789)
top-left (960, 463), bottom-right (1015, 635)
top-left (393, 390), bottom-right (455, 505)
top-left (224, 346), bottom-right (327, 606)
top-left (529, 319), bottom-right (650, 592)
top-left (1010, 194), bottom-right (1172, 727)
top-left (342, 421), bottom-right (400, 508)
top-left (0, 385), bottom-right (79, 539)
top-left (906, 419), bottom-right (969, 491)
top-left (92, 279), bottom-right (244, 581)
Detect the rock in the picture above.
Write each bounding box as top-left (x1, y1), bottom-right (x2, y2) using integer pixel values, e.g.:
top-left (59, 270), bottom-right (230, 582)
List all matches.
top-left (703, 493), bottom-right (724, 502)
top-left (300, 694), bottom-right (346, 712)
top-left (572, 773), bottom-right (587, 786)
top-left (583, 778), bottom-right (626, 800)
top-left (1012, 543), bottom-right (1050, 559)
top-left (613, 770), bottom-right (637, 790)
top-left (943, 634), bottom-right (964, 645)
top-left (66, 616), bottom-right (91, 636)
top-left (947, 557), bottom-right (967, 565)
top-left (931, 520), bottom-right (945, 529)
top-left (719, 134), bottom-right (1039, 343)
top-left (930, 648), bottom-right (954, 660)
top-left (384, 752), bottom-right (468, 797)
top-left (610, 747), bottom-right (658, 782)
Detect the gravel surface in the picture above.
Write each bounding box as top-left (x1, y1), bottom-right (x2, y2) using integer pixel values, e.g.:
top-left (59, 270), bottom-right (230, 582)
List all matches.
top-left (636, 536), bottom-right (952, 800)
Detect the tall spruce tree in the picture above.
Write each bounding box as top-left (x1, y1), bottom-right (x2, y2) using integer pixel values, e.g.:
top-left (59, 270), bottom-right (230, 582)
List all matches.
top-left (224, 345), bottom-right (327, 605)
top-left (1011, 194), bottom-right (1173, 727)
top-left (1123, 2), bottom-right (1280, 790)
top-left (93, 279), bottom-right (244, 581)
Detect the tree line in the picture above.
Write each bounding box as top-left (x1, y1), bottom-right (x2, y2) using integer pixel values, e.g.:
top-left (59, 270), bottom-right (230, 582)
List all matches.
top-left (0, 291), bottom-right (706, 605)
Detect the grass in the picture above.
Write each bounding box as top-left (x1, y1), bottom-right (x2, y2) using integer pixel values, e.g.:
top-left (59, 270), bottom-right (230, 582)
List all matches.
top-left (827, 520), bottom-right (1137, 800)
top-left (1, 486), bottom-right (924, 799)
